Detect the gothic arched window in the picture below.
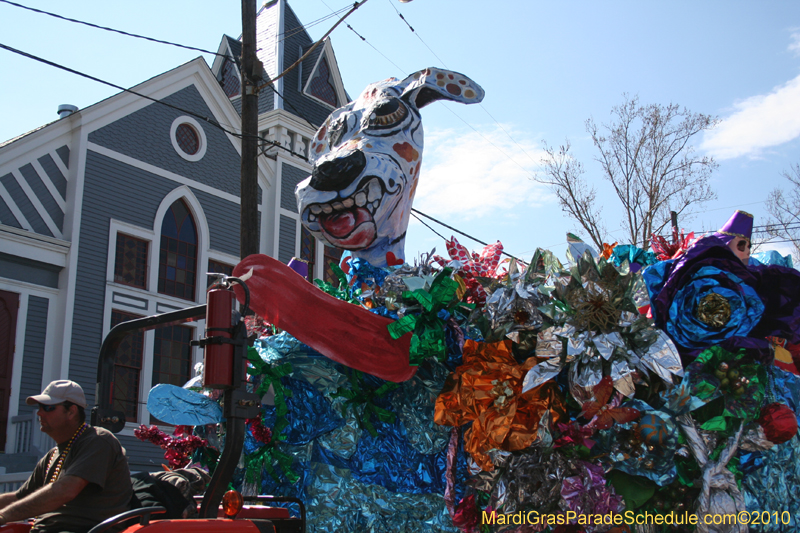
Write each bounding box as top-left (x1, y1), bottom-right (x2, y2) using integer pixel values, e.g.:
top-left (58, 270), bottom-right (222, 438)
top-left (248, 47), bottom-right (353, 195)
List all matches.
top-left (158, 199), bottom-right (197, 300)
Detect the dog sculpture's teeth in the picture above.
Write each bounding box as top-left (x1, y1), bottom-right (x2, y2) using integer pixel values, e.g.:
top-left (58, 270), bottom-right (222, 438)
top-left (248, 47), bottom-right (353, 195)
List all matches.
top-left (306, 177), bottom-right (384, 221)
top-left (367, 180), bottom-right (382, 203)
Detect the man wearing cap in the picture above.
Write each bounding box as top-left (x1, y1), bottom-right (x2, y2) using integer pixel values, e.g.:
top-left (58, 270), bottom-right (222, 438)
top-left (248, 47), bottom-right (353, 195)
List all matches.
top-left (0, 380), bottom-right (132, 532)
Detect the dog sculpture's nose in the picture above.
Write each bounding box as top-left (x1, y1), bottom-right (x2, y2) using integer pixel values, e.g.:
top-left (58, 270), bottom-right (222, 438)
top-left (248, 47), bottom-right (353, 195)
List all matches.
top-left (309, 150), bottom-right (366, 192)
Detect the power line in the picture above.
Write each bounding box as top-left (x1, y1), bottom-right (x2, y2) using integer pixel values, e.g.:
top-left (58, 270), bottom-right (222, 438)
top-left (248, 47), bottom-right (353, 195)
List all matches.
top-left (0, 41), bottom-right (304, 161)
top-left (278, 6), bottom-right (353, 43)
top-left (385, 0), bottom-right (542, 172)
top-left (319, 0), bottom-right (406, 73)
top-left (0, 0), bottom-right (227, 58)
top-left (411, 208), bottom-right (522, 262)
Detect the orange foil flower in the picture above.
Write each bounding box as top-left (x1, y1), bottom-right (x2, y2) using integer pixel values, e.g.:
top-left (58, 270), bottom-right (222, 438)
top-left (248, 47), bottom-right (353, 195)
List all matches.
top-left (435, 339), bottom-right (566, 471)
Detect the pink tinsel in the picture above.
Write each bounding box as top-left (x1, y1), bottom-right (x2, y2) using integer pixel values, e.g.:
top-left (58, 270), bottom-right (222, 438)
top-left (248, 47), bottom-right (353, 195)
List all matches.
top-left (134, 425), bottom-right (208, 470)
top-left (246, 416), bottom-right (273, 444)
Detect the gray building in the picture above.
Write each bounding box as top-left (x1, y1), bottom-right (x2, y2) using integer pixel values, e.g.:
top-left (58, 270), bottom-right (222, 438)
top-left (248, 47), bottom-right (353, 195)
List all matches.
top-left (0, 0), bottom-right (347, 477)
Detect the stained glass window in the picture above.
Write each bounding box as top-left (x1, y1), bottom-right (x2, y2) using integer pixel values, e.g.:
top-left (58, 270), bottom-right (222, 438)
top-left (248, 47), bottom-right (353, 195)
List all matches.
top-left (114, 234), bottom-right (148, 288)
top-left (323, 244), bottom-right (343, 286)
top-left (111, 310), bottom-right (143, 422)
top-left (158, 199), bottom-right (197, 301)
top-left (207, 259), bottom-right (234, 288)
top-left (175, 124), bottom-right (200, 156)
top-left (300, 227), bottom-right (316, 282)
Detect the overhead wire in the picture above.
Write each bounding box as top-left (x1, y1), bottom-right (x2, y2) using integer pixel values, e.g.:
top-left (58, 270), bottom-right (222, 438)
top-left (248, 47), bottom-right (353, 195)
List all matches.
top-left (411, 208), bottom-right (522, 262)
top-left (319, 0), bottom-right (406, 72)
top-left (385, 0), bottom-right (543, 170)
top-left (0, 0), bottom-right (227, 58)
top-left (0, 42), bottom-right (303, 160)
top-left (278, 5), bottom-right (353, 43)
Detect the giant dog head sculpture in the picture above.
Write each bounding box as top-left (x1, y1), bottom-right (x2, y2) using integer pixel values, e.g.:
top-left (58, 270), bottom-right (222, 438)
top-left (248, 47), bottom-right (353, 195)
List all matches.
top-left (296, 68), bottom-right (485, 267)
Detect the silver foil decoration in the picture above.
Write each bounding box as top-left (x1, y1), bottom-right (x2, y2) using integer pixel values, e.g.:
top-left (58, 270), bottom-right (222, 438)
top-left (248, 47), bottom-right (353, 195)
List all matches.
top-left (677, 414), bottom-right (747, 533)
top-left (636, 330), bottom-right (684, 386)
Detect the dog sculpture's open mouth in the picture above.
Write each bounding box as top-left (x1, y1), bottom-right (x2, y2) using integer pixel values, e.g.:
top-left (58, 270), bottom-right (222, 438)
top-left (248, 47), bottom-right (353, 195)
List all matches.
top-left (306, 176), bottom-right (385, 249)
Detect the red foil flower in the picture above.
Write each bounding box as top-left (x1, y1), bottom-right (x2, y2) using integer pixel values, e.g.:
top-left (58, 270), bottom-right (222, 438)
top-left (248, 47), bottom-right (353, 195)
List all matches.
top-left (758, 402), bottom-right (798, 444)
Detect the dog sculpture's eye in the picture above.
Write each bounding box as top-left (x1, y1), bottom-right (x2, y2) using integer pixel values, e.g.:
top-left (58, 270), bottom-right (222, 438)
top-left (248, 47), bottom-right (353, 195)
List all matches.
top-left (368, 99), bottom-right (408, 128)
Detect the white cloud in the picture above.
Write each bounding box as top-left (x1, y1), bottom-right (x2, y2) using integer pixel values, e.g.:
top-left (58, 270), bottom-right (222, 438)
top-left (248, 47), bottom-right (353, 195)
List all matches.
top-left (790, 29), bottom-right (800, 56)
top-left (701, 74), bottom-right (800, 159)
top-left (412, 126), bottom-right (551, 218)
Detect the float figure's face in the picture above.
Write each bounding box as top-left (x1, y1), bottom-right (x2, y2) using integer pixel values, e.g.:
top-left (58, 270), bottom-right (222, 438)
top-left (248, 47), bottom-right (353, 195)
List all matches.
top-left (295, 68), bottom-right (485, 267)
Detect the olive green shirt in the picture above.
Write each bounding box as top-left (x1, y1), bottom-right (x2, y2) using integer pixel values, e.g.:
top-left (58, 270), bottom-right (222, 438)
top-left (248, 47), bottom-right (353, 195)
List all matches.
top-left (17, 426), bottom-right (132, 533)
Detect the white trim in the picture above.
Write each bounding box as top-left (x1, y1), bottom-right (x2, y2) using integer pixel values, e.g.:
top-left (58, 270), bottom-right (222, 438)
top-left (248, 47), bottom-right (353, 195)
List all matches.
top-left (0, 224), bottom-right (69, 267)
top-left (6, 290), bottom-right (27, 454)
top-left (88, 143), bottom-right (242, 205)
top-left (49, 149), bottom-right (69, 182)
top-left (0, 182), bottom-right (32, 231)
top-left (170, 116), bottom-right (208, 162)
top-left (10, 170), bottom-right (62, 239)
top-left (30, 159), bottom-right (66, 210)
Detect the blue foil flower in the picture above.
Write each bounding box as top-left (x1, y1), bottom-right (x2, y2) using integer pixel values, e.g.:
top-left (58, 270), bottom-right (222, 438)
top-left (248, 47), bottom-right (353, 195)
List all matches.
top-left (666, 266), bottom-right (764, 349)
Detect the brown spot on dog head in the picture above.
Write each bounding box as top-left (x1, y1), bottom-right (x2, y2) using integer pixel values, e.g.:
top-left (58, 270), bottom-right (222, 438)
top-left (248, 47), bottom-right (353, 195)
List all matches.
top-left (393, 142), bottom-right (419, 162)
top-left (446, 84), bottom-right (461, 96)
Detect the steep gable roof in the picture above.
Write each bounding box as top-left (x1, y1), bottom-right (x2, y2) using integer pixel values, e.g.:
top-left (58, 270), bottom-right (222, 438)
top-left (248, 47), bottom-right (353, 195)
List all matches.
top-left (209, 0), bottom-right (349, 127)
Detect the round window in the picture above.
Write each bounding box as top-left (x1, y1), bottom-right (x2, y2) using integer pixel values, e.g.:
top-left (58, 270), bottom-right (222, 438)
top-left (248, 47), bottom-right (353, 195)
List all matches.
top-left (176, 123), bottom-right (200, 155)
top-left (170, 116), bottom-right (207, 162)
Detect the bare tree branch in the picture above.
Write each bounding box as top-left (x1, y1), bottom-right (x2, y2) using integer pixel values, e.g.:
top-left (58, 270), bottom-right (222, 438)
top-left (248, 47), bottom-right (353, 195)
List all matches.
top-left (537, 95), bottom-right (718, 251)
top-left (537, 142), bottom-right (608, 250)
top-left (765, 164), bottom-right (800, 258)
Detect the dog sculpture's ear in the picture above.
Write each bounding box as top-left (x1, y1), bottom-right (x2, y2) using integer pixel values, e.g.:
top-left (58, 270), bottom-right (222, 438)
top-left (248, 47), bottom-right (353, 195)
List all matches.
top-left (399, 67), bottom-right (485, 110)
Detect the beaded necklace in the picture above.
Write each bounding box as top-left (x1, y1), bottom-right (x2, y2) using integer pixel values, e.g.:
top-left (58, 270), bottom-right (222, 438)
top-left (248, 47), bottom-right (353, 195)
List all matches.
top-left (46, 423), bottom-right (88, 484)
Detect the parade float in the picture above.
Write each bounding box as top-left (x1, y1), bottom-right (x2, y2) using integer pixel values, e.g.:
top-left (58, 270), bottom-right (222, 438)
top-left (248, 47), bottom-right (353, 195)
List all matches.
top-left (127, 69), bottom-right (800, 532)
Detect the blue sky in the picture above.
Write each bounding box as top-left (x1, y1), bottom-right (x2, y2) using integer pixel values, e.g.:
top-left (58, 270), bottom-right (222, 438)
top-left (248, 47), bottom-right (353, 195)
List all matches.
top-left (2, 0), bottom-right (799, 263)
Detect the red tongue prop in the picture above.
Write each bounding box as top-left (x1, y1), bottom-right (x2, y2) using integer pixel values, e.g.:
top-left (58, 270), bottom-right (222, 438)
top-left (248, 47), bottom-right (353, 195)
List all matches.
top-left (320, 207), bottom-right (371, 238)
top-left (232, 254), bottom-right (415, 382)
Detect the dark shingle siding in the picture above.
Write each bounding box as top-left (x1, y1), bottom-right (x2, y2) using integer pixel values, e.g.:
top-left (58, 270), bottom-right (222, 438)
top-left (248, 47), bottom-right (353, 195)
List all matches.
top-left (88, 85), bottom-right (241, 197)
top-left (192, 189), bottom-right (240, 256)
top-left (55, 145), bottom-right (70, 169)
top-left (19, 164), bottom-right (63, 232)
top-left (0, 172), bottom-right (52, 237)
top-left (0, 253), bottom-right (60, 288)
top-left (119, 434), bottom-right (169, 473)
top-left (19, 296), bottom-right (48, 415)
top-left (0, 194), bottom-right (21, 228)
top-left (225, 36), bottom-right (242, 67)
top-left (280, 163), bottom-right (309, 213)
top-left (38, 153), bottom-right (67, 200)
top-left (278, 214), bottom-right (296, 264)
top-left (257, 86), bottom-right (275, 115)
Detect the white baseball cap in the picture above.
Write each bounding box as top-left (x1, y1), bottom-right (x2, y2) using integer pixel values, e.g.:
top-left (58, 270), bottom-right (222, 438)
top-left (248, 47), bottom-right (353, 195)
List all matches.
top-left (26, 380), bottom-right (87, 408)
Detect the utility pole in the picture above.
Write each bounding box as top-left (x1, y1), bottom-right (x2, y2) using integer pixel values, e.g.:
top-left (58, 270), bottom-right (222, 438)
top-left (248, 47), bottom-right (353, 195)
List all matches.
top-left (240, 0), bottom-right (259, 259)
